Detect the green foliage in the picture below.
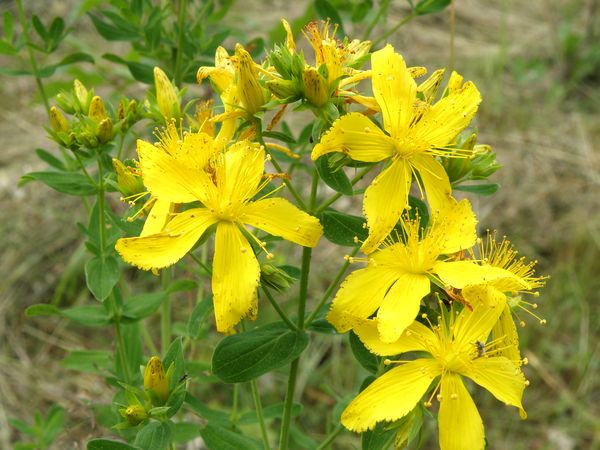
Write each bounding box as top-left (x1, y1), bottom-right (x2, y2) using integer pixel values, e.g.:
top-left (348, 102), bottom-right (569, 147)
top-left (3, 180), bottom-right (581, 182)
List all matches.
top-left (10, 405), bottom-right (65, 450)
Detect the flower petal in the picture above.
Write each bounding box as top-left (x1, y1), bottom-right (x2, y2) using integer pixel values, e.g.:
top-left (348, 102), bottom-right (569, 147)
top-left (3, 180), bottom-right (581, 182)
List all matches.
top-left (463, 356), bottom-right (527, 419)
top-left (138, 139), bottom-right (216, 204)
top-left (216, 141), bottom-right (264, 205)
top-left (371, 44), bottom-right (417, 137)
top-left (353, 318), bottom-right (436, 356)
top-left (430, 198), bottom-right (477, 255)
top-left (212, 222), bottom-right (260, 333)
top-left (175, 132), bottom-right (217, 170)
top-left (342, 358), bottom-right (440, 432)
top-left (411, 154), bottom-right (453, 215)
top-left (311, 112), bottom-right (396, 162)
top-left (452, 284), bottom-right (506, 350)
top-left (409, 79), bottom-right (481, 148)
top-left (361, 158), bottom-right (412, 254)
top-left (241, 198), bottom-right (322, 247)
top-left (491, 302), bottom-right (522, 364)
top-left (438, 374), bottom-right (485, 450)
top-left (327, 266), bottom-right (400, 333)
top-left (116, 208), bottom-right (217, 270)
top-left (141, 199), bottom-right (173, 237)
top-left (434, 260), bottom-right (520, 290)
top-left (377, 273), bottom-right (431, 343)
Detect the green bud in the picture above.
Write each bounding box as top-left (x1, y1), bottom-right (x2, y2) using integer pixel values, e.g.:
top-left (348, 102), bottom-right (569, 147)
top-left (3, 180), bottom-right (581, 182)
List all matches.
top-left (303, 67), bottom-right (329, 107)
top-left (97, 117), bottom-right (113, 143)
top-left (144, 356), bottom-right (170, 405)
top-left (113, 159), bottom-right (144, 197)
top-left (88, 96), bottom-right (107, 123)
top-left (234, 43), bottom-right (266, 114)
top-left (260, 264), bottom-right (295, 293)
top-left (73, 79), bottom-right (90, 113)
top-left (154, 66), bottom-right (180, 122)
top-left (49, 106), bottom-right (69, 132)
top-left (55, 92), bottom-right (76, 115)
top-left (266, 79), bottom-right (299, 100)
top-left (122, 405), bottom-right (148, 425)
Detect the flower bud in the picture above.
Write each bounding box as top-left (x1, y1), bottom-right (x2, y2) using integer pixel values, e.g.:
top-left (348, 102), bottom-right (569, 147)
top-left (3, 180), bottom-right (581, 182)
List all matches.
top-left (49, 106), bottom-right (69, 132)
top-left (266, 79), bottom-right (299, 100)
top-left (73, 79), bottom-right (90, 113)
top-left (88, 96), bottom-right (107, 123)
top-left (113, 159), bottom-right (144, 197)
top-left (302, 67), bottom-right (329, 107)
top-left (97, 117), bottom-right (113, 143)
top-left (55, 92), bottom-right (76, 114)
top-left (260, 264), bottom-right (295, 292)
top-left (144, 356), bottom-right (169, 404)
top-left (234, 43), bottom-right (266, 114)
top-left (122, 404), bottom-right (148, 425)
top-left (154, 67), bottom-right (180, 122)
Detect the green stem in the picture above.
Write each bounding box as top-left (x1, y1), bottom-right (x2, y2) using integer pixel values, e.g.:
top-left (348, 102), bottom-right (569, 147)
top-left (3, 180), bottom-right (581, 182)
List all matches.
top-left (96, 156), bottom-right (107, 257)
top-left (278, 246), bottom-right (312, 450)
top-left (189, 251), bottom-right (212, 275)
top-left (305, 245), bottom-right (359, 327)
top-left (141, 323), bottom-right (160, 356)
top-left (74, 151), bottom-right (97, 187)
top-left (230, 383), bottom-right (240, 425)
top-left (362, 0), bottom-right (391, 41)
top-left (250, 379), bottom-right (271, 450)
top-left (372, 13), bottom-right (415, 48)
top-left (16, 0), bottom-right (50, 114)
top-left (116, 132), bottom-right (126, 160)
top-left (314, 165), bottom-right (375, 214)
top-left (173, 0), bottom-right (188, 87)
top-left (449, 0), bottom-right (455, 72)
top-left (261, 286), bottom-right (297, 331)
top-left (315, 425), bottom-right (344, 450)
top-left (161, 268), bottom-right (172, 354)
top-left (114, 306), bottom-right (132, 384)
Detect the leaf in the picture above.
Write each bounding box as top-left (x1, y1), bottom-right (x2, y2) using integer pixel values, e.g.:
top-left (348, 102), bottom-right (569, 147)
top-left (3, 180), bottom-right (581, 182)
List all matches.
top-left (262, 130), bottom-right (296, 144)
top-left (88, 14), bottom-right (139, 41)
top-left (134, 421), bottom-right (173, 450)
top-left (186, 297), bottom-right (213, 339)
top-left (163, 338), bottom-right (185, 389)
top-left (61, 350), bottom-right (112, 373)
top-left (212, 322), bottom-right (309, 383)
top-left (0, 40), bottom-right (16, 55)
top-left (362, 421), bottom-right (396, 450)
top-left (35, 149), bottom-right (66, 171)
top-left (349, 331), bottom-right (379, 373)
top-left (351, 0), bottom-right (373, 22)
top-left (25, 303), bottom-right (111, 326)
top-left (307, 318), bottom-right (337, 334)
top-left (238, 402), bottom-right (302, 424)
top-left (38, 52), bottom-right (95, 78)
top-left (315, 155), bottom-right (353, 195)
top-left (453, 183), bottom-right (499, 196)
top-left (85, 256), bottom-right (120, 301)
top-left (185, 394), bottom-right (231, 426)
top-left (166, 279), bottom-right (197, 294)
top-left (41, 405), bottom-right (64, 446)
top-left (20, 171), bottom-right (96, 196)
top-left (102, 53), bottom-right (154, 84)
top-left (314, 0), bottom-right (347, 37)
top-left (172, 422), bottom-right (202, 444)
top-left (3, 11), bottom-right (14, 41)
top-left (414, 0), bottom-right (451, 15)
top-left (319, 209), bottom-right (367, 246)
top-left (199, 424), bottom-right (262, 450)
top-left (122, 292), bottom-right (166, 321)
top-left (31, 15), bottom-right (47, 42)
top-left (87, 438), bottom-right (141, 450)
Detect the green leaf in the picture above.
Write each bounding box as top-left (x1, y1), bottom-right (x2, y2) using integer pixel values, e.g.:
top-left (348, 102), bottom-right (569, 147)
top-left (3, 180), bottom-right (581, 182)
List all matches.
top-left (41, 405), bottom-right (64, 446)
top-left (3, 11), bottom-right (14, 41)
top-left (102, 53), bottom-right (154, 84)
top-left (314, 0), bottom-right (347, 36)
top-left (85, 256), bottom-right (120, 301)
top-left (199, 424), bottom-right (262, 450)
top-left (186, 297), bottom-right (213, 339)
top-left (87, 438), bottom-right (140, 450)
top-left (262, 130), bottom-right (296, 144)
top-left (38, 52), bottom-right (95, 78)
top-left (35, 149), bottom-right (66, 171)
top-left (185, 394), bottom-right (231, 426)
top-left (349, 331), bottom-right (379, 373)
top-left (31, 15), bottom-right (47, 41)
top-left (307, 318), bottom-right (337, 334)
top-left (414, 0), bottom-right (451, 15)
top-left (20, 171), bottom-right (96, 196)
top-left (0, 40), bottom-right (16, 55)
top-left (238, 402), bottom-right (302, 424)
top-left (362, 421), bottom-right (396, 450)
top-left (122, 292), bottom-right (166, 321)
top-left (166, 279), bottom-right (197, 294)
top-left (134, 421), bottom-right (173, 450)
top-left (315, 155), bottom-right (353, 195)
top-left (320, 209), bottom-right (367, 246)
top-left (61, 350), bottom-right (112, 373)
top-left (212, 322), bottom-right (309, 383)
top-left (172, 422), bottom-right (202, 444)
top-left (88, 14), bottom-right (139, 41)
top-left (163, 338), bottom-right (185, 389)
top-left (351, 0), bottom-right (373, 22)
top-left (453, 183), bottom-right (499, 196)
top-left (25, 304), bottom-right (61, 317)
top-left (25, 303), bottom-right (111, 326)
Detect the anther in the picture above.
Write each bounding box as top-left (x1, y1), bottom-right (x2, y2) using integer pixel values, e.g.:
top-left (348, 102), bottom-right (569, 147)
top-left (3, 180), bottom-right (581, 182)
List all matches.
top-left (450, 393), bottom-right (458, 400)
top-left (524, 380), bottom-right (530, 386)
top-left (539, 319), bottom-right (547, 325)
top-left (521, 357), bottom-right (529, 366)
top-left (240, 247), bottom-right (247, 253)
top-left (436, 394), bottom-right (443, 401)
top-left (266, 253), bottom-right (274, 260)
top-left (383, 359), bottom-right (392, 366)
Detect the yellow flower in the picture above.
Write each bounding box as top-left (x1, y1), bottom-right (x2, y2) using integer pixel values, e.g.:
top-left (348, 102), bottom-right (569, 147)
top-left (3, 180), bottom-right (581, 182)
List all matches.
top-left (345, 286), bottom-right (527, 450)
top-left (312, 44), bottom-right (482, 253)
top-left (144, 356), bottom-right (169, 404)
top-left (116, 136), bottom-right (323, 333)
top-left (327, 199), bottom-right (524, 343)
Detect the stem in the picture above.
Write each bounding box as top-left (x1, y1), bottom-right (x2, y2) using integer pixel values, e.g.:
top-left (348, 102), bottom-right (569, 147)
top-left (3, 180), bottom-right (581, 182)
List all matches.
top-left (305, 245), bottom-right (359, 327)
top-left (173, 0), bottom-right (188, 87)
top-left (16, 0), bottom-right (50, 114)
top-left (372, 13), bottom-right (415, 48)
top-left (116, 133), bottom-right (126, 160)
top-left (362, 0), bottom-right (391, 41)
top-left (449, 0), bottom-right (455, 72)
top-left (278, 246), bottom-right (312, 450)
top-left (161, 268), bottom-right (172, 354)
top-left (189, 251), bottom-right (212, 275)
top-left (314, 165), bottom-right (375, 214)
top-left (230, 383), bottom-right (240, 425)
top-left (251, 379), bottom-right (271, 450)
top-left (315, 425), bottom-right (344, 450)
top-left (74, 151), bottom-right (97, 187)
top-left (114, 308), bottom-right (132, 384)
top-left (261, 286), bottom-right (297, 331)
top-left (141, 323), bottom-right (160, 356)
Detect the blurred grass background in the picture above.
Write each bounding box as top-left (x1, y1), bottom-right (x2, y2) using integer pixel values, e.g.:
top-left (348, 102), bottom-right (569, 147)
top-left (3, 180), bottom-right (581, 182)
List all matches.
top-left (1, 0), bottom-right (599, 448)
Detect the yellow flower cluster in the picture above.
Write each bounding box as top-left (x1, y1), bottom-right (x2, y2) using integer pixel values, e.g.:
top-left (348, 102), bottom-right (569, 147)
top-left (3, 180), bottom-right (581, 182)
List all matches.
top-left (112, 19), bottom-right (545, 449)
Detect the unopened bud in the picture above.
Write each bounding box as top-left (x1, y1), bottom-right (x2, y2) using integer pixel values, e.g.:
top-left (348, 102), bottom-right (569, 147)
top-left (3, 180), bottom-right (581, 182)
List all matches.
top-left (266, 79), bottom-right (299, 100)
top-left (88, 96), bottom-right (107, 123)
top-left (113, 159), bottom-right (143, 197)
top-left (154, 67), bottom-right (179, 122)
top-left (303, 67), bottom-right (329, 107)
top-left (123, 404), bottom-right (147, 425)
top-left (144, 356), bottom-right (169, 404)
top-left (49, 106), bottom-right (69, 132)
top-left (97, 117), bottom-right (113, 143)
top-left (260, 264), bottom-right (295, 293)
top-left (73, 79), bottom-right (90, 113)
top-left (234, 43), bottom-right (266, 114)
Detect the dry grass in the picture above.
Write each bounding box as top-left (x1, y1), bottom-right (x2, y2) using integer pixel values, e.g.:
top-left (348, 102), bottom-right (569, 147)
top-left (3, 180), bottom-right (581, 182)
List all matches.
top-left (2, 0), bottom-right (599, 448)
